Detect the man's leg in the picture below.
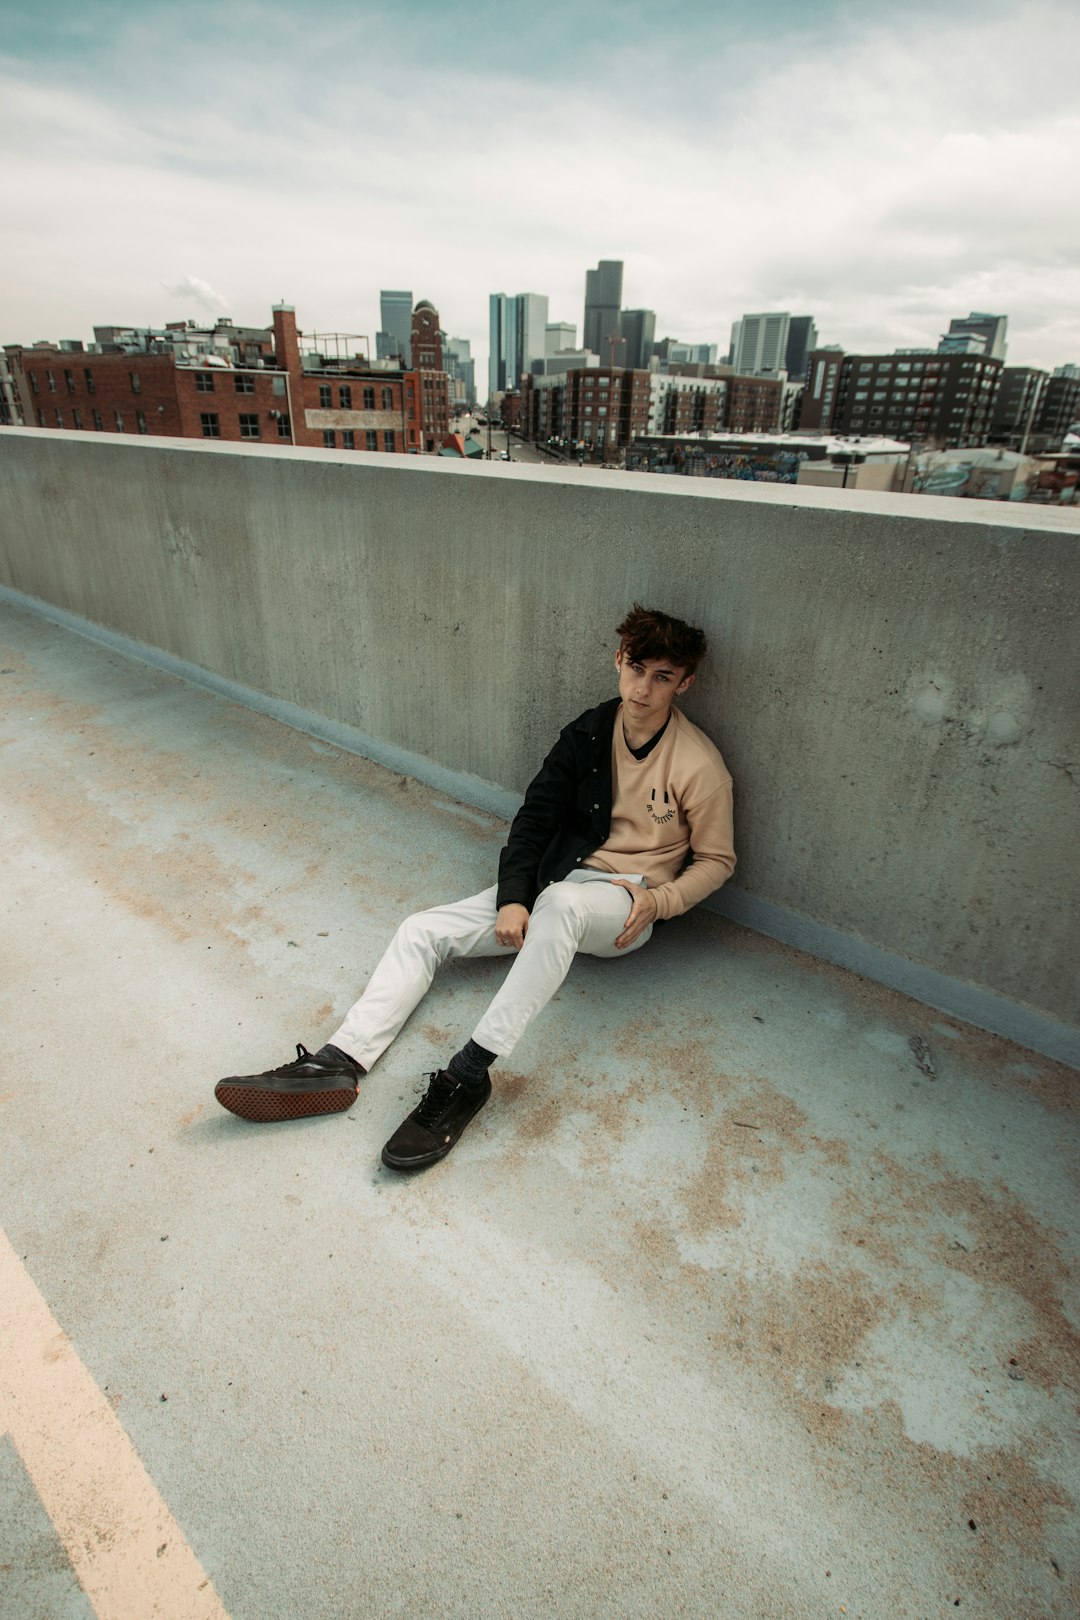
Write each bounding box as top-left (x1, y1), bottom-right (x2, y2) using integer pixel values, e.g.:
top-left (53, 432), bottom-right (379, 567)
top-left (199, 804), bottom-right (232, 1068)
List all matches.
top-left (381, 880), bottom-right (652, 1169)
top-left (215, 887), bottom-right (511, 1121)
top-left (328, 886), bottom-right (508, 1071)
top-left (471, 878), bottom-right (650, 1056)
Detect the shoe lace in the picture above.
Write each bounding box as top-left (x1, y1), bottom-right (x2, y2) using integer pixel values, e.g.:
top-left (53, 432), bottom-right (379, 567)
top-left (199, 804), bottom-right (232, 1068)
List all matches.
top-left (413, 1070), bottom-right (457, 1128)
top-left (269, 1044), bottom-right (314, 1076)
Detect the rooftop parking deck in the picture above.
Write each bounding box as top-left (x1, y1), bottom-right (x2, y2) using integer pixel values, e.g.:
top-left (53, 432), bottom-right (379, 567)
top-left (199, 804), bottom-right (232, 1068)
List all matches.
top-left (2, 599), bottom-right (1078, 1620)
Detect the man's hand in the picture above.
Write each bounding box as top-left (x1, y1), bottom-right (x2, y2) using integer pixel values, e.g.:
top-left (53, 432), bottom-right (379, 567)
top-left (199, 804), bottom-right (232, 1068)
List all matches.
top-left (610, 882), bottom-right (658, 950)
top-left (495, 903), bottom-right (530, 949)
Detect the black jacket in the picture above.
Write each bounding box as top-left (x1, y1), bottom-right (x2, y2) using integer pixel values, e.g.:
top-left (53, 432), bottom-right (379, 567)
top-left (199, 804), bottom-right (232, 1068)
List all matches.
top-left (496, 698), bottom-right (621, 911)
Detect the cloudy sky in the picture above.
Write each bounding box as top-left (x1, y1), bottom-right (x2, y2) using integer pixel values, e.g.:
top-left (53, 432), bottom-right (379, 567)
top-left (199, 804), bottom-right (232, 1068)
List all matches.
top-left (3, 0), bottom-right (1078, 380)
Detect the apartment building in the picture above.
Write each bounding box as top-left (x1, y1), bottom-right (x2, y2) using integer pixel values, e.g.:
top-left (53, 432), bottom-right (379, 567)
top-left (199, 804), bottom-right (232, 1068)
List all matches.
top-left (520, 365), bottom-right (782, 455)
top-left (988, 368), bottom-right (1048, 449)
top-left (519, 366), bottom-right (651, 456)
top-left (800, 348), bottom-right (1003, 446)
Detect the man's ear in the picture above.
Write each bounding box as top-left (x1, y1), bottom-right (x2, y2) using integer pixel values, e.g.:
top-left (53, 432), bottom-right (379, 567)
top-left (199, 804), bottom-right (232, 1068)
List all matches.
top-left (615, 649), bottom-right (623, 673)
top-left (677, 672), bottom-right (695, 696)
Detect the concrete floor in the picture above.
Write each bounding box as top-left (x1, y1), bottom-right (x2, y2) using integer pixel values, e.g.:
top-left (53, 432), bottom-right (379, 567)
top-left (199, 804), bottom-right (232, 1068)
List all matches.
top-left (1, 597), bottom-right (1077, 1620)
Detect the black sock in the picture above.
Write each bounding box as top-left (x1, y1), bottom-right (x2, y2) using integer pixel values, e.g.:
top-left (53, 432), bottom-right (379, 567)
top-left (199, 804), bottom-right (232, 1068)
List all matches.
top-left (314, 1043), bottom-right (363, 1075)
top-left (447, 1038), bottom-right (497, 1086)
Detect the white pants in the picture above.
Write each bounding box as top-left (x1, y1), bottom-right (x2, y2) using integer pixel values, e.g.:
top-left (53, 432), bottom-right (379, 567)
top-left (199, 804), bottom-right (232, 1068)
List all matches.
top-left (329, 879), bottom-right (652, 1071)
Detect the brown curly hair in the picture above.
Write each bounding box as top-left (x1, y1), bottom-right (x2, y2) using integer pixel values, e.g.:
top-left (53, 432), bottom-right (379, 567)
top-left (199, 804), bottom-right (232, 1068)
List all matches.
top-left (616, 604), bottom-right (707, 674)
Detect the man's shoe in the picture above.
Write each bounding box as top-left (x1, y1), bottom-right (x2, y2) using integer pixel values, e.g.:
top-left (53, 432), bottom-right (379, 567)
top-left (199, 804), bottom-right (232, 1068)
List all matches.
top-left (215, 1044), bottom-right (359, 1122)
top-left (381, 1069), bottom-right (491, 1170)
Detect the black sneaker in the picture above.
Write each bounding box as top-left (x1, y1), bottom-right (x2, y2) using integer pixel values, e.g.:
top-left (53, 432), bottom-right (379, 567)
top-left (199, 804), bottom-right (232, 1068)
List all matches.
top-left (215, 1044), bottom-right (360, 1123)
top-left (381, 1069), bottom-right (491, 1170)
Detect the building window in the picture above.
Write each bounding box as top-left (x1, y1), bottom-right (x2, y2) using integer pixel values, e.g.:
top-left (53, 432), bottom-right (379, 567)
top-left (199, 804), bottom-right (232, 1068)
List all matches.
top-left (114, 410), bottom-right (124, 430)
top-left (339, 385), bottom-right (352, 408)
top-left (366, 430), bottom-right (377, 450)
top-left (381, 387), bottom-right (393, 409)
top-left (37, 408), bottom-right (46, 426)
top-left (272, 375), bottom-right (286, 396)
top-left (319, 384), bottom-right (332, 407)
top-left (383, 430), bottom-right (394, 452)
top-left (239, 413), bottom-right (260, 439)
top-left (323, 429), bottom-right (336, 448)
top-left (93, 410), bottom-right (103, 431)
top-left (363, 387), bottom-right (375, 409)
top-left (64, 369), bottom-right (75, 393)
top-left (130, 371), bottom-right (141, 393)
top-left (47, 370), bottom-right (56, 392)
top-left (200, 413), bottom-right (220, 438)
top-left (28, 371), bottom-right (39, 394)
top-left (342, 429), bottom-right (355, 449)
top-left (195, 372), bottom-right (215, 393)
top-left (55, 408), bottom-right (64, 427)
top-left (234, 373), bottom-right (254, 394)
top-left (137, 410), bottom-right (147, 434)
top-left (72, 408), bottom-right (83, 429)
top-left (276, 414), bottom-right (291, 438)
top-left (84, 368), bottom-right (95, 394)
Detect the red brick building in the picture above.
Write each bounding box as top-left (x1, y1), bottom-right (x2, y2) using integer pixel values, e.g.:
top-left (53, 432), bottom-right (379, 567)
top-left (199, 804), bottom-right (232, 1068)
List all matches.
top-left (406, 300), bottom-right (451, 452)
top-left (5, 304), bottom-right (453, 455)
top-left (725, 375), bottom-right (785, 434)
top-left (521, 368), bottom-right (652, 459)
top-left (520, 366), bottom-right (780, 458)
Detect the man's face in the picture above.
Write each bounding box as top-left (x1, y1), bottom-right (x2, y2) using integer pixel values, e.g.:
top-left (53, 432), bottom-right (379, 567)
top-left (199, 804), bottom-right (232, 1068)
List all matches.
top-left (616, 649), bottom-right (694, 731)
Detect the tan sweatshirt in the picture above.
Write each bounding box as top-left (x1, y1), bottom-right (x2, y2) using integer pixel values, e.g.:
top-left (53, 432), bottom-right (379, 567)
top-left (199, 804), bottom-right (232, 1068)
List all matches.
top-left (585, 705), bottom-right (736, 919)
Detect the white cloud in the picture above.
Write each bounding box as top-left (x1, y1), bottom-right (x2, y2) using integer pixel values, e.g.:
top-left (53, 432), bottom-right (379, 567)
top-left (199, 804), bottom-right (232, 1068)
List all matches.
top-left (162, 274), bottom-right (231, 316)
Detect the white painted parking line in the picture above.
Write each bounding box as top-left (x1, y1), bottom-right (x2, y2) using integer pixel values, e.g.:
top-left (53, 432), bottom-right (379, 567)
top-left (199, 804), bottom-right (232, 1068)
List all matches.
top-left (0, 1227), bottom-right (231, 1620)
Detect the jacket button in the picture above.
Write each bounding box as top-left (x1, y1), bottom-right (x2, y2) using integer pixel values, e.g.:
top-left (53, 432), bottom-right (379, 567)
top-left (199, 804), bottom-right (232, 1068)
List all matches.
top-left (593, 803), bottom-right (599, 809)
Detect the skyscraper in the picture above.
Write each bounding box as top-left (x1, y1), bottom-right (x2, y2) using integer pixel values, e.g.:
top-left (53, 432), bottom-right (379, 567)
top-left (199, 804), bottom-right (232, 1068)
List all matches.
top-left (545, 322), bottom-right (576, 354)
top-left (443, 337), bottom-right (476, 407)
top-left (733, 312), bottom-right (791, 374)
top-left (945, 312), bottom-right (1007, 361)
top-left (517, 294), bottom-right (549, 380)
top-left (619, 309), bottom-right (656, 371)
top-left (488, 292), bottom-right (549, 396)
top-left (377, 290), bottom-right (413, 366)
top-left (784, 316), bottom-right (819, 382)
top-left (583, 260), bottom-right (623, 362)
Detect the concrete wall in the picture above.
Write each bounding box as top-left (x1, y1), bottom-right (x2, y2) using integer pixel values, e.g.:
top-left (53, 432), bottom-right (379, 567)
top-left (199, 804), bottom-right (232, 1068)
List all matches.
top-left (2, 429), bottom-right (1078, 1062)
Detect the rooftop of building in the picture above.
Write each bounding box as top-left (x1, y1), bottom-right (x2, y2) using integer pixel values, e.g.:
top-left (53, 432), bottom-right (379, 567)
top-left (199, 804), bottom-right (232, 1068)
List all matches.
top-left (2, 595), bottom-right (1077, 1619)
top-left (1, 431), bottom-right (1077, 1616)
top-left (641, 430), bottom-right (912, 456)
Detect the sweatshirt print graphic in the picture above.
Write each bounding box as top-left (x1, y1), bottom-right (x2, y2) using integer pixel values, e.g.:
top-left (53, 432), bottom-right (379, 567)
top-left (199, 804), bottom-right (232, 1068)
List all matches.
top-left (646, 786), bottom-right (674, 826)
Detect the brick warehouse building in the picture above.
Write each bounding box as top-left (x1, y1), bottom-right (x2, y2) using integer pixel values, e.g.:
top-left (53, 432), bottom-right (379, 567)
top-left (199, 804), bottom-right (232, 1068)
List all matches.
top-left (5, 304), bottom-right (451, 454)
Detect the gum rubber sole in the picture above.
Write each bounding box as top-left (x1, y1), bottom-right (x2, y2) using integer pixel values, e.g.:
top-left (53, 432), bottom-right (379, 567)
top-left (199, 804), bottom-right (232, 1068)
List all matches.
top-left (214, 1081), bottom-right (357, 1123)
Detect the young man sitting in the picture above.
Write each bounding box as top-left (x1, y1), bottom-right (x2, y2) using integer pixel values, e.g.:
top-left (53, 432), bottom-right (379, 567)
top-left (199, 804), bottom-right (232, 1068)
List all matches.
top-left (215, 605), bottom-right (735, 1170)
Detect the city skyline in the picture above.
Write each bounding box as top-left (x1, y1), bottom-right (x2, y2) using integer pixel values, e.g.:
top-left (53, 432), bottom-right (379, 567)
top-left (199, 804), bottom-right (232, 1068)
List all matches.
top-left (3, 0), bottom-right (1079, 377)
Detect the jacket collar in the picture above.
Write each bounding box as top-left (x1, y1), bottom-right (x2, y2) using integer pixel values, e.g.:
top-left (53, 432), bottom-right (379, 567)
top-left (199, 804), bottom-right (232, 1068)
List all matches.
top-left (573, 696), bottom-right (621, 740)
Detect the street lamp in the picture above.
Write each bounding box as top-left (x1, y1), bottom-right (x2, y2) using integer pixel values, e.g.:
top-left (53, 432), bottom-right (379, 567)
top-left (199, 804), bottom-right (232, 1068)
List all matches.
top-left (831, 450), bottom-right (866, 489)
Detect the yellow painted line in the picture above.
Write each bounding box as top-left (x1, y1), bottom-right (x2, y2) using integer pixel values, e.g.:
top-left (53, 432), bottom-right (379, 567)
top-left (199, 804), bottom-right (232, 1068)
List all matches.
top-left (0, 1226), bottom-right (231, 1620)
